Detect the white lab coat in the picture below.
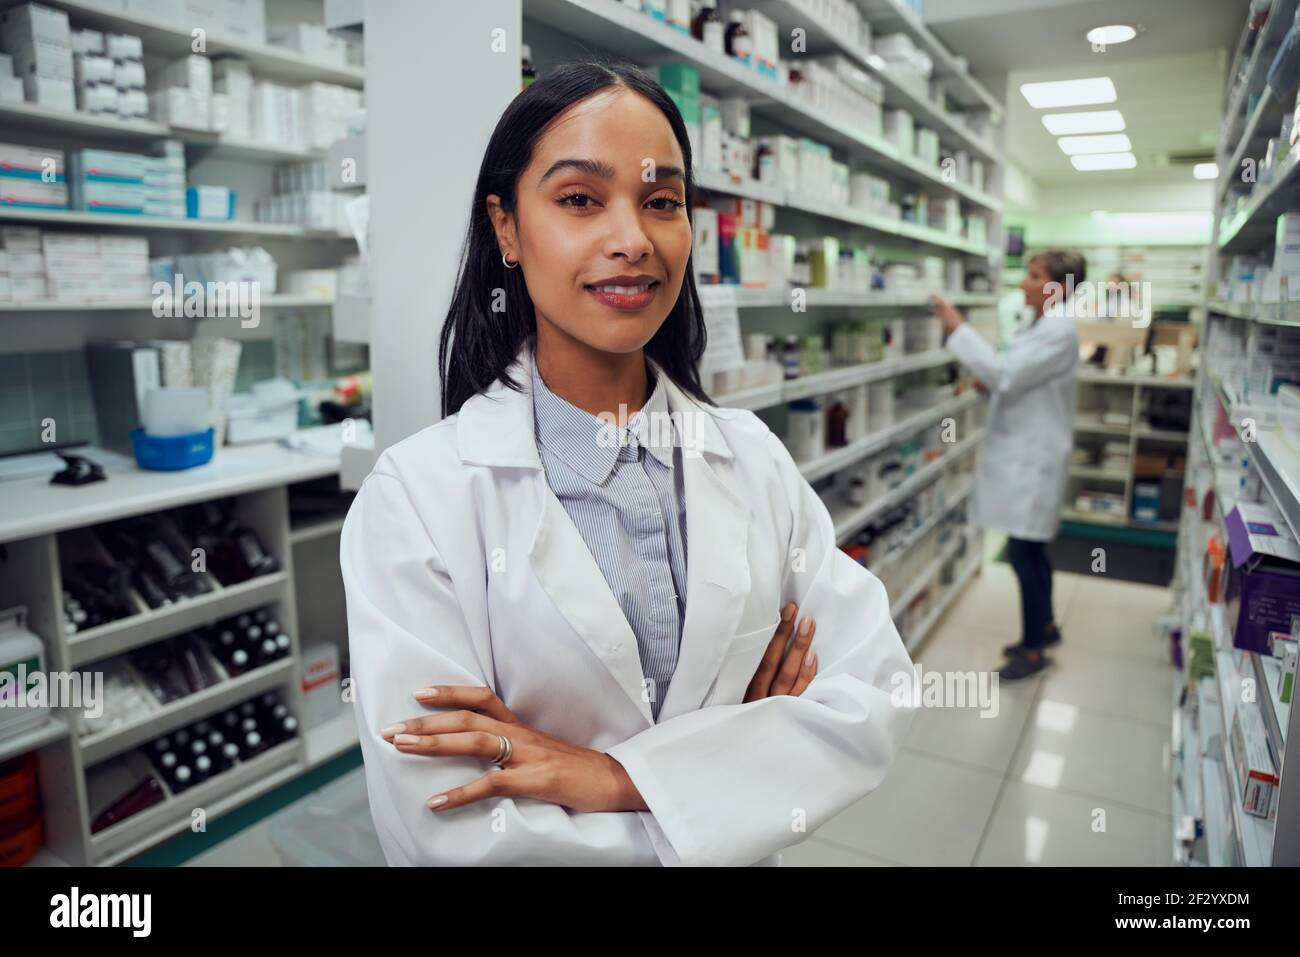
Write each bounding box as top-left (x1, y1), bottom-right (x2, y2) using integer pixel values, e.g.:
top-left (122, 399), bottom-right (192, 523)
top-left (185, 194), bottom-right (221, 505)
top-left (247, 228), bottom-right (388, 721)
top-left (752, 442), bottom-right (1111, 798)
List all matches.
top-left (339, 339), bottom-right (914, 866)
top-left (945, 309), bottom-right (1079, 542)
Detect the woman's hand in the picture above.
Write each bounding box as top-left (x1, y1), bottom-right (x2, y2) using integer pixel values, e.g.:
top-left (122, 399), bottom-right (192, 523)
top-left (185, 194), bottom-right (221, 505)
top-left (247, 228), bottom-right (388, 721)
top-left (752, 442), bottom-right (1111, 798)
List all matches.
top-left (381, 686), bottom-right (648, 814)
top-left (929, 294), bottom-right (964, 335)
top-left (744, 602), bottom-right (817, 701)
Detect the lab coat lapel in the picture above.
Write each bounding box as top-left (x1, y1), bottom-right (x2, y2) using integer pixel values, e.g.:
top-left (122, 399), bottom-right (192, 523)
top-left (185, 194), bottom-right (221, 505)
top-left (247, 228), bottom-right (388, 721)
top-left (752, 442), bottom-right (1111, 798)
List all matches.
top-left (654, 372), bottom-right (752, 722)
top-left (459, 342), bottom-right (752, 728)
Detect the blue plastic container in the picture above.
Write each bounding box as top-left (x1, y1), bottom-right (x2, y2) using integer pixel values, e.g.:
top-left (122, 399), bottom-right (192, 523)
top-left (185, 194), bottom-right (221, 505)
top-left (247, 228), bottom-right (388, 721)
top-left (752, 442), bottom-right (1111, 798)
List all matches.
top-left (130, 428), bottom-right (215, 470)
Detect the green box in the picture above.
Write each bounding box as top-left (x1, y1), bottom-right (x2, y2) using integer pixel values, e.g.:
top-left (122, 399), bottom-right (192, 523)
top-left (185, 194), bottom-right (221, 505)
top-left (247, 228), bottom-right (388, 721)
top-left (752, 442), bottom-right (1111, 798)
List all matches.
top-left (657, 62), bottom-right (700, 99)
top-left (665, 87), bottom-right (699, 124)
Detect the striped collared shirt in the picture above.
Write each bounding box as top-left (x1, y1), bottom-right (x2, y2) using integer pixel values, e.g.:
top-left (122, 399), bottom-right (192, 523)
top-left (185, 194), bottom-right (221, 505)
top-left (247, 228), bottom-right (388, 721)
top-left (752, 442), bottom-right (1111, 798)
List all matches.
top-left (529, 348), bottom-right (688, 721)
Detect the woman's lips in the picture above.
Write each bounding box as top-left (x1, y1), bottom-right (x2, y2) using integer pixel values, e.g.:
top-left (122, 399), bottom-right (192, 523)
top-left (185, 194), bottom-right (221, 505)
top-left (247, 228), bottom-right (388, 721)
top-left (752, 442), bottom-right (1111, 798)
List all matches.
top-left (585, 281), bottom-right (659, 311)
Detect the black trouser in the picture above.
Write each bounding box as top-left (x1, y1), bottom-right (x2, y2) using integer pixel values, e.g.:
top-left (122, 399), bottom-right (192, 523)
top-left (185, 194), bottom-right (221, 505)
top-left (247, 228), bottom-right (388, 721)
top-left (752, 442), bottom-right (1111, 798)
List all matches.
top-left (1006, 537), bottom-right (1054, 650)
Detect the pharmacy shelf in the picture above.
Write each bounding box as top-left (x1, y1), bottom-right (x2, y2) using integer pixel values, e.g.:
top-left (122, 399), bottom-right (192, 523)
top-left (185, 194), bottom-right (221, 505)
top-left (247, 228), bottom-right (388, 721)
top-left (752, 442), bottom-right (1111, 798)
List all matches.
top-left (0, 208), bottom-right (347, 239)
top-left (749, 0), bottom-right (999, 162)
top-left (0, 294), bottom-right (333, 312)
top-left (716, 348), bottom-right (953, 412)
top-left (1073, 416), bottom-right (1131, 435)
top-left (1217, 0), bottom-right (1297, 202)
top-left (288, 514), bottom-right (347, 546)
top-left (78, 658), bottom-right (296, 766)
top-left (832, 428), bottom-right (983, 542)
top-left (855, 0), bottom-right (1002, 116)
top-left (1069, 465), bottom-right (1129, 482)
top-left (66, 572), bottom-right (288, 669)
top-left (724, 284), bottom-right (997, 309)
top-left (304, 710), bottom-right (361, 767)
top-left (869, 476), bottom-right (975, 577)
top-left (888, 526), bottom-right (966, 618)
top-left (92, 737), bottom-right (304, 867)
top-left (1076, 370), bottom-right (1196, 390)
top-left (1206, 298), bottom-right (1300, 327)
top-left (0, 441), bottom-right (340, 544)
top-left (0, 102), bottom-right (328, 162)
top-left (902, 549), bottom-right (981, 654)
top-left (524, 0), bottom-right (1002, 215)
top-left (1217, 149), bottom-right (1300, 253)
top-left (696, 169), bottom-right (991, 253)
top-left (35, 0), bottom-right (365, 88)
top-left (0, 716), bottom-right (70, 766)
top-left (797, 390), bottom-right (977, 484)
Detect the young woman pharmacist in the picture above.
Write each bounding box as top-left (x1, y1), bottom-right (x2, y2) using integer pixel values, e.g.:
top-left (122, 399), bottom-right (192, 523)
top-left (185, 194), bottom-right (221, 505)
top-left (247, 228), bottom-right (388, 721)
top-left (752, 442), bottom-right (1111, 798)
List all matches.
top-left (339, 62), bottom-right (914, 866)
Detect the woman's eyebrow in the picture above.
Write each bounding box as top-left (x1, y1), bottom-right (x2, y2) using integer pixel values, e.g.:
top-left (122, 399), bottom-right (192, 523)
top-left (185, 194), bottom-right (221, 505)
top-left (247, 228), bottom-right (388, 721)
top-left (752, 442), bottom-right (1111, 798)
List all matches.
top-left (536, 158), bottom-right (685, 186)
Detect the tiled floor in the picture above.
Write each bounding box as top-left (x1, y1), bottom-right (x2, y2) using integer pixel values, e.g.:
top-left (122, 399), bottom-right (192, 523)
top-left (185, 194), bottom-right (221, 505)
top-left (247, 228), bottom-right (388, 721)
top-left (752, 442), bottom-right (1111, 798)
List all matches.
top-left (190, 544), bottom-right (1177, 867)
top-left (784, 547), bottom-right (1176, 867)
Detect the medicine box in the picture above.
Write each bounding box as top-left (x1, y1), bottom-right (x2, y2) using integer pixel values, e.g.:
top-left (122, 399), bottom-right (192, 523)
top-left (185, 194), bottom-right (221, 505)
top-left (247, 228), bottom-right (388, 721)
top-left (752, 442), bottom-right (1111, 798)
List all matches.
top-left (1229, 702), bottom-right (1280, 819)
top-left (186, 184), bottom-right (235, 220)
top-left (1224, 503), bottom-right (1300, 653)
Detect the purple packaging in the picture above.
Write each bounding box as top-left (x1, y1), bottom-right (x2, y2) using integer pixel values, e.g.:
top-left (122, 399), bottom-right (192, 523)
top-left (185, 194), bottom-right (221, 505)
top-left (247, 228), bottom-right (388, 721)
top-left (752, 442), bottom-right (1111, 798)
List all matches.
top-left (1224, 504), bottom-right (1300, 654)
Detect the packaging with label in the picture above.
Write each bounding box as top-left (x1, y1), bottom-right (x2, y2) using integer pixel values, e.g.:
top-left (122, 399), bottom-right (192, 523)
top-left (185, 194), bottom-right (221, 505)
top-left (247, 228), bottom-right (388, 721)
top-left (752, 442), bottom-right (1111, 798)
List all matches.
top-left (186, 184), bottom-right (235, 220)
top-left (1224, 503), bottom-right (1300, 653)
top-left (1229, 701), bottom-right (1280, 819)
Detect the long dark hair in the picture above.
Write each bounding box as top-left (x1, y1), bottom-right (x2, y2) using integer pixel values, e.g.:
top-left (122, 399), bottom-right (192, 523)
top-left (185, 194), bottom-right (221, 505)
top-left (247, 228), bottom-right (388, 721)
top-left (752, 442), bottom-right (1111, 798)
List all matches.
top-left (438, 59), bottom-right (714, 418)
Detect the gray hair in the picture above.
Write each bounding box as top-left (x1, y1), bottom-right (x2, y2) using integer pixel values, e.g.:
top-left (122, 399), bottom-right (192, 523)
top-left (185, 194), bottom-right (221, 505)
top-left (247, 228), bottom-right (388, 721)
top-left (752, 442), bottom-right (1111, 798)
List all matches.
top-left (1032, 249), bottom-right (1087, 287)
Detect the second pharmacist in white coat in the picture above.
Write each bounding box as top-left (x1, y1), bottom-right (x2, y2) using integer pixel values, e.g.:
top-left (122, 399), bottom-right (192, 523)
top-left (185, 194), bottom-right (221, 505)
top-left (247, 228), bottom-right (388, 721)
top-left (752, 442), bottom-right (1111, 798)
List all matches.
top-left (930, 250), bottom-right (1083, 680)
top-left (339, 61), bottom-right (915, 867)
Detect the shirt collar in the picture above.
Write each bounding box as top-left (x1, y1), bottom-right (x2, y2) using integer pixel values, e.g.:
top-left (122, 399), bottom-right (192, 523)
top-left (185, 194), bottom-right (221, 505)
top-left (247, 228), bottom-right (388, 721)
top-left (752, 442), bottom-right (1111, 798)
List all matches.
top-left (530, 348), bottom-right (677, 485)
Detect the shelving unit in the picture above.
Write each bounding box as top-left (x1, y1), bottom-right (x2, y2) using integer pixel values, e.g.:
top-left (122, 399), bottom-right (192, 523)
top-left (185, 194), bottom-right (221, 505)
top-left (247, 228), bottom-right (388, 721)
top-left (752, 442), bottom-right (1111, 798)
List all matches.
top-left (1173, 3), bottom-right (1300, 866)
top-left (0, 0), bottom-right (366, 866)
top-left (1063, 373), bottom-right (1193, 537)
top-left (0, 442), bottom-right (349, 866)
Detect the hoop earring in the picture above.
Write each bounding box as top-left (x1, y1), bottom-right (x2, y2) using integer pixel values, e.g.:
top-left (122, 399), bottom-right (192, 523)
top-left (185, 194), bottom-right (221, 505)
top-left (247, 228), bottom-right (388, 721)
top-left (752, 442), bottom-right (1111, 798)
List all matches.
top-left (502, 253), bottom-right (519, 269)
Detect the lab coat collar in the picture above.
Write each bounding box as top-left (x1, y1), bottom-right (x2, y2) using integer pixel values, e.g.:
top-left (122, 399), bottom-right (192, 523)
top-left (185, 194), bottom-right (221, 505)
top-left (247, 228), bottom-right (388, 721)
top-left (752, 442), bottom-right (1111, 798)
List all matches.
top-left (457, 337), bottom-right (735, 468)
top-left (457, 336), bottom-right (752, 728)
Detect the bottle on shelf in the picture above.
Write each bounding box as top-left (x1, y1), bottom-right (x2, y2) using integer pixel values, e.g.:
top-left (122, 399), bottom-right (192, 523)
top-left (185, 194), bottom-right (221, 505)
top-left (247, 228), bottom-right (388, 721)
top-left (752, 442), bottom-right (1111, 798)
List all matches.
top-left (724, 11), bottom-right (751, 65)
top-left (521, 43), bottom-right (536, 90)
top-left (692, 0), bottom-right (723, 54)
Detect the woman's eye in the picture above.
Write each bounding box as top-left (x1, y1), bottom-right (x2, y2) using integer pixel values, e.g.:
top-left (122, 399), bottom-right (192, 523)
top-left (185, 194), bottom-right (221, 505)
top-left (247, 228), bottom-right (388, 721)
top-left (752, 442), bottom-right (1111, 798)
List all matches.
top-left (646, 196), bottom-right (685, 211)
top-left (558, 192), bottom-right (594, 208)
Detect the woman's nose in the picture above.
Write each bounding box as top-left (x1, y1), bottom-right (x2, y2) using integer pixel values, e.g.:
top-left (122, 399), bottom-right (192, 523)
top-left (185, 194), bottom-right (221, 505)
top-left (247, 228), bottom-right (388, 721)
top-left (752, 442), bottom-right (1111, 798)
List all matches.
top-left (603, 203), bottom-right (654, 262)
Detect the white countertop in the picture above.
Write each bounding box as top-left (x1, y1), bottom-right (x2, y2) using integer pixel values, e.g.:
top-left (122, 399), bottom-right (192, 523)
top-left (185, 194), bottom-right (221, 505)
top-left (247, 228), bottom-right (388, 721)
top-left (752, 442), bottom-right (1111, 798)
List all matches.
top-left (0, 442), bottom-right (342, 543)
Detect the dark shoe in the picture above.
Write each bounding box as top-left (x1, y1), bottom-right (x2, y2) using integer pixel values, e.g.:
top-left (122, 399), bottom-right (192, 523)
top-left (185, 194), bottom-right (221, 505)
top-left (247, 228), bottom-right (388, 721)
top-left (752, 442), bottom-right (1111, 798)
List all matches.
top-left (1002, 623), bottom-right (1062, 656)
top-left (998, 647), bottom-right (1049, 681)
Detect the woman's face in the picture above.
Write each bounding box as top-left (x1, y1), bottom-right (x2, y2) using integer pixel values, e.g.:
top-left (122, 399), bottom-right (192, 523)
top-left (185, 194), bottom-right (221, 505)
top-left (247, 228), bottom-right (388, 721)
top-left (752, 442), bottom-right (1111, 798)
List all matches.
top-left (1020, 256), bottom-right (1053, 314)
top-left (488, 88), bottom-right (692, 356)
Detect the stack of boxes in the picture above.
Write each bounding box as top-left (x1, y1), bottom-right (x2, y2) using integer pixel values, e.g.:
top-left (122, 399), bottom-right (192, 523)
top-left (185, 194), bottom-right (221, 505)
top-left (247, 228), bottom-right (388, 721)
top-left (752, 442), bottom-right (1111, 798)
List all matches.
top-left (873, 33), bottom-right (934, 94)
top-left (70, 29), bottom-right (147, 120)
top-left (0, 226), bottom-right (45, 302)
top-left (0, 141), bottom-right (66, 210)
top-left (255, 159), bottom-right (349, 231)
top-left (267, 23), bottom-right (346, 66)
top-left (298, 81), bottom-right (363, 149)
top-left (44, 231), bottom-right (150, 301)
top-left (68, 148), bottom-right (147, 215)
top-left (213, 58), bottom-right (253, 140)
top-left (0, 50), bottom-right (25, 103)
top-left (146, 140), bottom-right (187, 220)
top-left (0, 2), bottom-right (74, 112)
top-left (149, 54), bottom-right (214, 131)
top-left (656, 63), bottom-right (699, 170)
top-left (0, 226), bottom-right (149, 301)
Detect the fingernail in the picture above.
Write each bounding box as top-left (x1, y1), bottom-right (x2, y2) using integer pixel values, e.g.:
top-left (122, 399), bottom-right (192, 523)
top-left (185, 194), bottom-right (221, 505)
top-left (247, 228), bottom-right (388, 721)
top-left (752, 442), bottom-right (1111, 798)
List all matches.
top-left (394, 734), bottom-right (419, 746)
top-left (427, 795), bottom-right (447, 810)
top-left (800, 617), bottom-right (812, 635)
top-left (781, 602), bottom-right (795, 621)
top-left (414, 687), bottom-right (439, 700)
top-left (805, 647), bottom-right (816, 668)
top-left (381, 723), bottom-right (404, 737)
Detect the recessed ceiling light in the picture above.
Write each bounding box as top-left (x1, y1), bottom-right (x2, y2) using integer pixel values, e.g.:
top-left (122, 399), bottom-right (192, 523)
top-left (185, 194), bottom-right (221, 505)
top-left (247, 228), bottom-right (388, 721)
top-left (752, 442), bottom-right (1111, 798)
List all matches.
top-left (1042, 110), bottom-right (1126, 135)
top-left (1020, 76), bottom-right (1118, 109)
top-left (1071, 152), bottom-right (1137, 171)
top-left (1086, 25), bottom-right (1137, 46)
top-left (1058, 133), bottom-right (1133, 155)
top-left (1193, 162), bottom-right (1219, 180)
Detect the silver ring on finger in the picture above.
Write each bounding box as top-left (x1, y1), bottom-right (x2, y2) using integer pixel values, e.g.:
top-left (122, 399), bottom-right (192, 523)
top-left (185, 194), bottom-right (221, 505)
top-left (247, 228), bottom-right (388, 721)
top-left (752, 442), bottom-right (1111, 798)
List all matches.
top-left (493, 734), bottom-right (513, 768)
